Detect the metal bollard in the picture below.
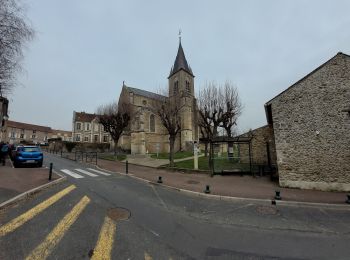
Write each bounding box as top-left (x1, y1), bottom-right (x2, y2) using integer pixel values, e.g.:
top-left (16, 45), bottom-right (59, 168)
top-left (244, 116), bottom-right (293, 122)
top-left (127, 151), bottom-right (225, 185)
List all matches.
top-left (275, 190), bottom-right (281, 200)
top-left (49, 163), bottom-right (53, 181)
top-left (204, 185), bottom-right (211, 194)
top-left (126, 160), bottom-right (128, 174)
top-left (346, 194), bottom-right (350, 204)
top-left (157, 176), bottom-right (163, 183)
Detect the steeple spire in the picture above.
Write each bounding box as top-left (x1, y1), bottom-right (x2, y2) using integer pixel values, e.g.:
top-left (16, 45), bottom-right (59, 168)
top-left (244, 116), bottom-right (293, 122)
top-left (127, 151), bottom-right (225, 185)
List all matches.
top-left (168, 34), bottom-right (194, 78)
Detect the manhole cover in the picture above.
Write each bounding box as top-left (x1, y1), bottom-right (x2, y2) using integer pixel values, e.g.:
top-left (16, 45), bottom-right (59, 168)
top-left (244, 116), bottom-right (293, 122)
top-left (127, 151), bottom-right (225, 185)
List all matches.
top-left (256, 206), bottom-right (278, 215)
top-left (107, 207), bottom-right (131, 221)
top-left (187, 180), bottom-right (200, 184)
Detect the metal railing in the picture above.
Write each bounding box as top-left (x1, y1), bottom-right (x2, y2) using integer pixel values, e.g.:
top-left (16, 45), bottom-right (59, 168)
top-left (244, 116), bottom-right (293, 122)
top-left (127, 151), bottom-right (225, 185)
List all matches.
top-left (47, 149), bottom-right (97, 165)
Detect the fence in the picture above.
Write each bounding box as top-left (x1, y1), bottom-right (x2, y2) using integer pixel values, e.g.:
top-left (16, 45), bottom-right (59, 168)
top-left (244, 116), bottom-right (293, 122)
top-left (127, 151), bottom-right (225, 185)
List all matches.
top-left (47, 149), bottom-right (97, 165)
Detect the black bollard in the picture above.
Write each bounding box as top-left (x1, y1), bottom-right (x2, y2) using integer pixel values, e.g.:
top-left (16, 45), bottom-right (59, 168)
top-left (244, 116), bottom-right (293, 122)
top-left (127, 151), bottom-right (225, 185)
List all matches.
top-left (49, 163), bottom-right (53, 181)
top-left (157, 176), bottom-right (163, 183)
top-left (204, 185), bottom-right (211, 194)
top-left (346, 194), bottom-right (350, 204)
top-left (126, 160), bottom-right (128, 174)
top-left (275, 190), bottom-right (281, 200)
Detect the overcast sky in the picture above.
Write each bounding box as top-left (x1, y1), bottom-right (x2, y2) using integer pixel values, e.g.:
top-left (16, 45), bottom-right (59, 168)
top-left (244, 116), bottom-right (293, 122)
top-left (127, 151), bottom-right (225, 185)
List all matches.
top-left (8, 0), bottom-right (350, 132)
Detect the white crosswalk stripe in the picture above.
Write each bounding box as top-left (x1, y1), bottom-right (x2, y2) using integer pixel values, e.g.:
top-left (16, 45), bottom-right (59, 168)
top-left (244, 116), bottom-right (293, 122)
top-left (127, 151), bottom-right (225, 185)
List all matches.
top-left (75, 169), bottom-right (98, 177)
top-left (60, 168), bottom-right (112, 179)
top-left (87, 168), bottom-right (111, 176)
top-left (61, 169), bottom-right (84, 179)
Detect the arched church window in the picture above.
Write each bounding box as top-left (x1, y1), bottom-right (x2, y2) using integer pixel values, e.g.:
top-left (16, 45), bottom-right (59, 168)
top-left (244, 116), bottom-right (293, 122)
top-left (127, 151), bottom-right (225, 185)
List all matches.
top-left (173, 81), bottom-right (179, 94)
top-left (185, 80), bottom-right (190, 94)
top-left (150, 114), bottom-right (155, 132)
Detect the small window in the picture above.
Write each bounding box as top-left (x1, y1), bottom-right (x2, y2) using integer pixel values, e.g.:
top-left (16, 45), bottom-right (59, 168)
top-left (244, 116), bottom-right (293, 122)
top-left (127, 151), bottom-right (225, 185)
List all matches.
top-left (150, 114), bottom-right (155, 132)
top-left (94, 135), bottom-right (98, 142)
top-left (103, 135), bottom-right (109, 142)
top-left (173, 81), bottom-right (179, 94)
top-left (104, 126), bottom-right (108, 132)
top-left (76, 135), bottom-right (81, 141)
top-left (142, 100), bottom-right (147, 106)
top-left (11, 132), bottom-right (15, 138)
top-left (185, 81), bottom-right (190, 93)
top-left (86, 123), bottom-right (90, 131)
top-left (32, 135), bottom-right (36, 139)
top-left (76, 123), bottom-right (81, 130)
top-left (84, 136), bottom-right (89, 142)
top-left (20, 134), bottom-right (24, 139)
top-left (33, 130), bottom-right (36, 134)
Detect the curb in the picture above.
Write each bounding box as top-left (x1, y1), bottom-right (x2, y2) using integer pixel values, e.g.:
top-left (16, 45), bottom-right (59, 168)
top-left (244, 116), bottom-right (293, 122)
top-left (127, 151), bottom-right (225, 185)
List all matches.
top-left (0, 171), bottom-right (67, 210)
top-left (94, 165), bottom-right (350, 210)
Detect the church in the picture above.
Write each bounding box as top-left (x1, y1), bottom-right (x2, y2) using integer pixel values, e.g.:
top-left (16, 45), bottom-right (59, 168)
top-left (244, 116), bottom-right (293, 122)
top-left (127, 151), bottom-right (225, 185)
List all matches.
top-left (118, 40), bottom-right (199, 154)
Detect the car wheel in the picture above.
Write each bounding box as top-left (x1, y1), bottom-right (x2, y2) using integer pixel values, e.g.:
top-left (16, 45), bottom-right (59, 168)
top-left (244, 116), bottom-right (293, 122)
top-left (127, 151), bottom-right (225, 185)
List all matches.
top-left (14, 161), bottom-right (19, 168)
top-left (37, 161), bottom-right (43, 168)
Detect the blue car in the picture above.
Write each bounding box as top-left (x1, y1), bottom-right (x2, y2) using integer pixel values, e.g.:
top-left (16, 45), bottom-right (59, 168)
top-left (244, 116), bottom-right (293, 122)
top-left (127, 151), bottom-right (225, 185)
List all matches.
top-left (14, 146), bottom-right (43, 168)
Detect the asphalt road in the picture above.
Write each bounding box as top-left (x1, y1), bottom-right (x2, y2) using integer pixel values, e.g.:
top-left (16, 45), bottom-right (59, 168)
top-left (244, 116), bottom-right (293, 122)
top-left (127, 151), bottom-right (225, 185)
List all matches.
top-left (0, 153), bottom-right (350, 259)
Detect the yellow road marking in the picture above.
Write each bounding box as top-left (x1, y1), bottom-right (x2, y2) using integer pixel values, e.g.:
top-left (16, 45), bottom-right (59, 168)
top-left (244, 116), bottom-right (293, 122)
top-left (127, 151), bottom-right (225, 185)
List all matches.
top-left (26, 196), bottom-right (90, 260)
top-left (144, 252), bottom-right (153, 260)
top-left (91, 216), bottom-right (117, 260)
top-left (0, 185), bottom-right (76, 237)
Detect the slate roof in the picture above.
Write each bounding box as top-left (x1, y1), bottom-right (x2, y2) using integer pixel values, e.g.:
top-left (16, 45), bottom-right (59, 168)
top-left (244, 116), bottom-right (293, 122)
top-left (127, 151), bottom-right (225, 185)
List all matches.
top-left (126, 86), bottom-right (167, 101)
top-left (168, 41), bottom-right (194, 78)
top-left (75, 112), bottom-right (98, 122)
top-left (7, 120), bottom-right (52, 133)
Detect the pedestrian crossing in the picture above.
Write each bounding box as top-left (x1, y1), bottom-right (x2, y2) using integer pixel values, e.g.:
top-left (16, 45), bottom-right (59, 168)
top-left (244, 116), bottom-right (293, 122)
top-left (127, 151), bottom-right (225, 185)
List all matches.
top-left (0, 185), bottom-right (162, 259)
top-left (60, 168), bottom-right (111, 179)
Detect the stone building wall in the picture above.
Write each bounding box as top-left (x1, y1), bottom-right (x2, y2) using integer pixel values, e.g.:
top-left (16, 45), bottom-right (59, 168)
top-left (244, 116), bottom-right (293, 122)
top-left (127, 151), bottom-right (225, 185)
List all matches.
top-left (239, 125), bottom-right (277, 166)
top-left (267, 53), bottom-right (350, 191)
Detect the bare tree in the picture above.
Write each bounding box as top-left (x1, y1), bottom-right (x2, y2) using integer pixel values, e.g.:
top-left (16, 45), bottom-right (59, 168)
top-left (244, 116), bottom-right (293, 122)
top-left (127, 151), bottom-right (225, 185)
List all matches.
top-left (97, 102), bottom-right (131, 155)
top-left (152, 89), bottom-right (182, 167)
top-left (198, 81), bottom-right (242, 168)
top-left (0, 0), bottom-right (34, 96)
top-left (198, 82), bottom-right (225, 158)
top-left (220, 81), bottom-right (242, 137)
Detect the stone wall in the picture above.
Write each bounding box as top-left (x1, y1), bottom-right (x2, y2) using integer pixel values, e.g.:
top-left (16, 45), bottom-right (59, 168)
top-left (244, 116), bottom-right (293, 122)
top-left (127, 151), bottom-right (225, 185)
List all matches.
top-left (239, 125), bottom-right (277, 166)
top-left (267, 53), bottom-right (350, 191)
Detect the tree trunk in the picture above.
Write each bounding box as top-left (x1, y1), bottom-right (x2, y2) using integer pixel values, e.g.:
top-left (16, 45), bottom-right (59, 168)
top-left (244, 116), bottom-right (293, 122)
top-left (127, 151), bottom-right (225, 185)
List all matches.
top-left (114, 140), bottom-right (118, 156)
top-left (169, 136), bottom-right (175, 167)
top-left (204, 142), bottom-right (208, 157)
top-left (208, 142), bottom-right (213, 175)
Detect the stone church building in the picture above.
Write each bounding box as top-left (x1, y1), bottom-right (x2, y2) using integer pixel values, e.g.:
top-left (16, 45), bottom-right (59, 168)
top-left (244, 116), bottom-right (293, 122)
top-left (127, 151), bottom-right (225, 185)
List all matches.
top-left (118, 40), bottom-right (199, 154)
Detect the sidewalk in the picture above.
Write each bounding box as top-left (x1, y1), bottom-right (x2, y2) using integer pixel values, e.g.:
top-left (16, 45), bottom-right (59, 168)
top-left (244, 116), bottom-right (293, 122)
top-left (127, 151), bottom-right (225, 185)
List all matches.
top-left (97, 158), bottom-right (349, 205)
top-left (0, 158), bottom-right (62, 206)
top-left (123, 154), bottom-right (205, 168)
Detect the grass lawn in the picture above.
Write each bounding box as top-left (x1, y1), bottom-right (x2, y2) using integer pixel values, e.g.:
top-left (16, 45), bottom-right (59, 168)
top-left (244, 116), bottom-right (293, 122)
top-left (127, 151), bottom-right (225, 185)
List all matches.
top-left (150, 151), bottom-right (194, 160)
top-left (172, 156), bottom-right (210, 170)
top-left (98, 154), bottom-right (127, 161)
top-left (171, 156), bottom-right (255, 172)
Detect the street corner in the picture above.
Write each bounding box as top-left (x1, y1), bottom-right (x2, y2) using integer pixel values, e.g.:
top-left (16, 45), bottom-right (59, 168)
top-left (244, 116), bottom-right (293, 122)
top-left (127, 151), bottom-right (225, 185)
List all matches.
top-left (0, 159), bottom-right (66, 209)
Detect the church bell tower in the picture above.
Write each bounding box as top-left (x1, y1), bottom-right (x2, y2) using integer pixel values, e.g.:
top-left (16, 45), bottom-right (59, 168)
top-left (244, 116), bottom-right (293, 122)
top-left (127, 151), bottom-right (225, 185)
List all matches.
top-left (168, 36), bottom-right (197, 150)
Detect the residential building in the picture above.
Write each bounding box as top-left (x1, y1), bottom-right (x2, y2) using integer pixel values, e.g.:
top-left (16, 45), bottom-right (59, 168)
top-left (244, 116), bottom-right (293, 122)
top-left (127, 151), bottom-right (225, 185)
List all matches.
top-left (4, 120), bottom-right (52, 144)
top-left (263, 52), bottom-right (350, 191)
top-left (72, 111), bottom-right (112, 145)
top-left (51, 129), bottom-right (73, 142)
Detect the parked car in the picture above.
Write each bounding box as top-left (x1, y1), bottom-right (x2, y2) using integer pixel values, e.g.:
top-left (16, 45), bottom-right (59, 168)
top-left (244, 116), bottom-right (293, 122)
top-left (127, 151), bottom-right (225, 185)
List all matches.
top-left (13, 146), bottom-right (43, 168)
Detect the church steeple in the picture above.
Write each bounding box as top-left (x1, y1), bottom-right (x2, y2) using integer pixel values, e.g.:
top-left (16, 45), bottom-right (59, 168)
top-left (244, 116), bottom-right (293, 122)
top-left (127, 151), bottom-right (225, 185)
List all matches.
top-left (168, 40), bottom-right (194, 78)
